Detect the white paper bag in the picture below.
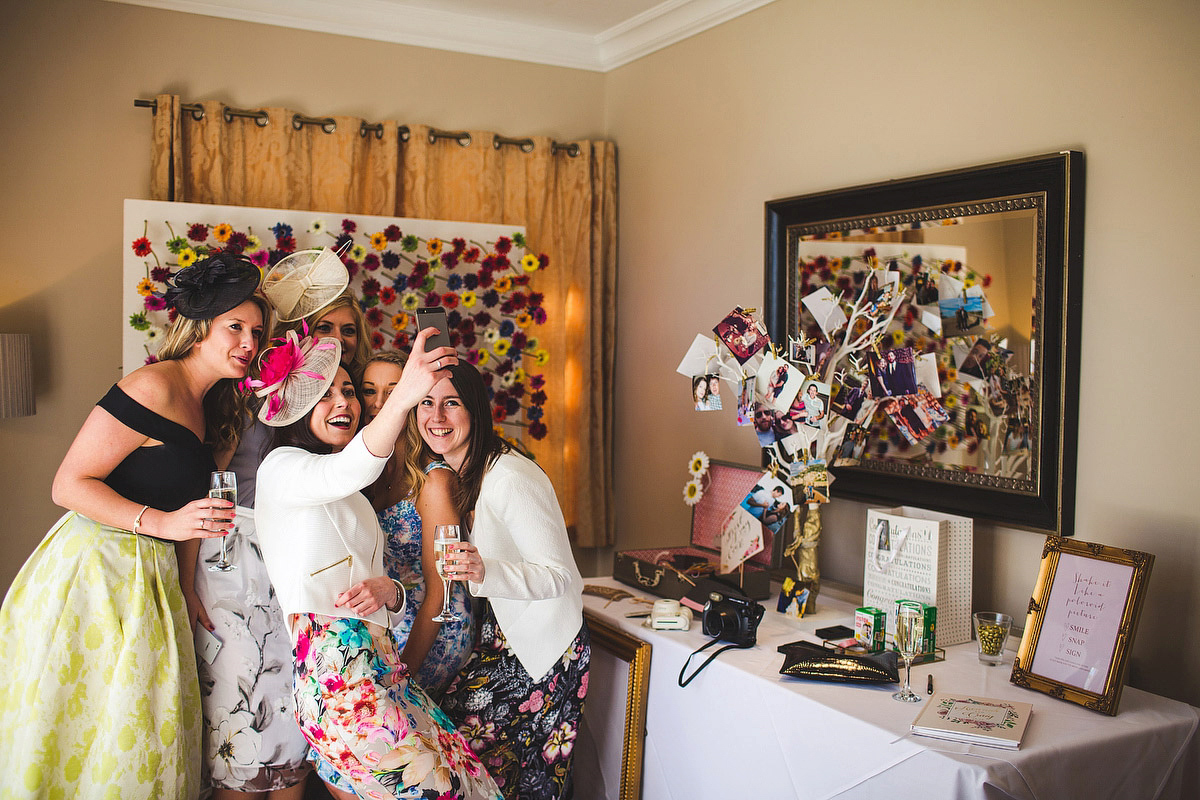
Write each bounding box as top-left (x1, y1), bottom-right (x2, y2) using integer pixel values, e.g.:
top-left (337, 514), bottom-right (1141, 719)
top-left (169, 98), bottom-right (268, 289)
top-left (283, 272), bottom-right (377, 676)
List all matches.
top-left (863, 506), bottom-right (973, 646)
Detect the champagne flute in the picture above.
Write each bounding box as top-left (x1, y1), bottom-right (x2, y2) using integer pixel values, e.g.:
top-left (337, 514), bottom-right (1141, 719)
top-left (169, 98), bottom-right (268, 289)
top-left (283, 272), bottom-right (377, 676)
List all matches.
top-left (431, 524), bottom-right (463, 623)
top-left (892, 601), bottom-right (924, 703)
top-left (207, 470), bottom-right (237, 573)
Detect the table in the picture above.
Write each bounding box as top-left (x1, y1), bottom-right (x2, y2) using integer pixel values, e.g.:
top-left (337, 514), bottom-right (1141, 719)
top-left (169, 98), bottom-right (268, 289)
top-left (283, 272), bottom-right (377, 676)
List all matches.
top-left (574, 577), bottom-right (1200, 800)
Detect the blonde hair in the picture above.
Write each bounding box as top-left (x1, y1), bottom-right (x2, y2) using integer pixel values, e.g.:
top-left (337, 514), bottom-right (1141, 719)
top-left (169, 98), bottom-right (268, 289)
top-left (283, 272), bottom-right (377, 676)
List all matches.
top-left (273, 290), bottom-right (371, 380)
top-left (158, 295), bottom-right (271, 451)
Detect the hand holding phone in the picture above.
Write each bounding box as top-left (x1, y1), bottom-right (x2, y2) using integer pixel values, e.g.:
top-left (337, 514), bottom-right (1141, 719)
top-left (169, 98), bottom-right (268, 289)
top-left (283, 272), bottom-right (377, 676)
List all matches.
top-left (415, 307), bottom-right (452, 351)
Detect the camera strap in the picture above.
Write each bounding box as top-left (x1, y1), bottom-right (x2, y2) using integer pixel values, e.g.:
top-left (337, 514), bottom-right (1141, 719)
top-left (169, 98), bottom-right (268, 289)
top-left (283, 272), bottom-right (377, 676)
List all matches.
top-left (678, 637), bottom-right (752, 688)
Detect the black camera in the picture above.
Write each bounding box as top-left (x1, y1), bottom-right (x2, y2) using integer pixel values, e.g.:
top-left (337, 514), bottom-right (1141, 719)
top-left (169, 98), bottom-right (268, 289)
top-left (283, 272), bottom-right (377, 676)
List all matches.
top-left (702, 591), bottom-right (764, 647)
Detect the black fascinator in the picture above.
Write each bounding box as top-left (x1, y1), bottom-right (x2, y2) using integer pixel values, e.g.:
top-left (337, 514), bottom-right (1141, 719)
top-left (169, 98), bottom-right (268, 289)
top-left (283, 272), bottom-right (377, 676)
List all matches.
top-left (166, 253), bottom-right (261, 320)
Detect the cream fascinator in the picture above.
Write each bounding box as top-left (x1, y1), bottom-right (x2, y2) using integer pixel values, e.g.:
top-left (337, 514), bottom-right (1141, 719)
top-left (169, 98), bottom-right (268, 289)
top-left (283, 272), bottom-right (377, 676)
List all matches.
top-left (262, 247), bottom-right (349, 322)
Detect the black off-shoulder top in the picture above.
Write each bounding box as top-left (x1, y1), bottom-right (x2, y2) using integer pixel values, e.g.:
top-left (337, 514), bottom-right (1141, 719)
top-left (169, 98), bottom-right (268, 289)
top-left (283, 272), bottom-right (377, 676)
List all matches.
top-left (96, 385), bottom-right (216, 515)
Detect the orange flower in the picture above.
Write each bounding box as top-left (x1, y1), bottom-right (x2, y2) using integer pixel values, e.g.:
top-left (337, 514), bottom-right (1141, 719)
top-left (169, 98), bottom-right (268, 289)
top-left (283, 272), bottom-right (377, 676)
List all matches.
top-left (213, 223), bottom-right (233, 243)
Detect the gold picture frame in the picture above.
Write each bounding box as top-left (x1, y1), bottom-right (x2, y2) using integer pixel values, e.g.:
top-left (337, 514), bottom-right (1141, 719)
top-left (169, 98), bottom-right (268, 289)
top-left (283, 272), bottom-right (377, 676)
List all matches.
top-left (1010, 536), bottom-right (1154, 715)
top-left (582, 609), bottom-right (651, 799)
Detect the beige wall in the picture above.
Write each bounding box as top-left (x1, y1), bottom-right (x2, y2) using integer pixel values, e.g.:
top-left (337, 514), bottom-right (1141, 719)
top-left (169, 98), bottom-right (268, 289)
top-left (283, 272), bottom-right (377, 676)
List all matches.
top-left (606, 0), bottom-right (1200, 707)
top-left (3, 0), bottom-right (1199, 708)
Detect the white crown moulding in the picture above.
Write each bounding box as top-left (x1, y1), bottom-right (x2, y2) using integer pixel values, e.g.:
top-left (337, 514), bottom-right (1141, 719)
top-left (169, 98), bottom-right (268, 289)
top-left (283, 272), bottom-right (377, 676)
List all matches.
top-left (105, 0), bottom-right (778, 72)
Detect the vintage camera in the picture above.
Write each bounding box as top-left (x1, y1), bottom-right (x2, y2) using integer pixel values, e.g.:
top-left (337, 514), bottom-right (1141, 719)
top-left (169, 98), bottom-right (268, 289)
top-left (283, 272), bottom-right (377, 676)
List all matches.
top-left (648, 598), bottom-right (693, 631)
top-left (702, 591), bottom-right (764, 646)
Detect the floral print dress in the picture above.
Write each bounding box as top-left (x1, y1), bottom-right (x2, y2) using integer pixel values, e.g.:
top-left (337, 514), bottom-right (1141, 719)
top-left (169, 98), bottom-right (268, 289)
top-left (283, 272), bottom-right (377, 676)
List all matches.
top-left (441, 605), bottom-right (590, 800)
top-left (292, 613), bottom-right (501, 800)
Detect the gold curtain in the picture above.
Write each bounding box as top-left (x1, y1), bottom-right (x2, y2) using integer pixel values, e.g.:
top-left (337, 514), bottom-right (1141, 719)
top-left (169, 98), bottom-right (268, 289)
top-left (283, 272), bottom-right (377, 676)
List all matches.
top-left (149, 96), bottom-right (616, 548)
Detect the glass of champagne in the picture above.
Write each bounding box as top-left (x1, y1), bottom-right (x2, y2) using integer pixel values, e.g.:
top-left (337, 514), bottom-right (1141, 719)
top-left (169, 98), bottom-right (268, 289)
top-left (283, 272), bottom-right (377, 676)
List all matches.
top-left (892, 601), bottom-right (924, 703)
top-left (431, 524), bottom-right (462, 623)
top-left (208, 470), bottom-right (237, 573)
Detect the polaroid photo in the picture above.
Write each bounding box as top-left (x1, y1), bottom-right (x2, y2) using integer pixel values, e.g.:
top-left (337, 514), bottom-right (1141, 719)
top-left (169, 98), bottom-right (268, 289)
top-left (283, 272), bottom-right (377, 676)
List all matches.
top-left (798, 459), bottom-right (830, 504)
top-left (801, 287), bottom-right (848, 340)
top-left (830, 375), bottom-right (867, 421)
top-left (914, 353), bottom-right (941, 398)
top-left (713, 307), bottom-right (770, 365)
top-left (691, 374), bottom-right (722, 411)
top-left (735, 375), bottom-right (755, 426)
top-left (779, 425), bottom-right (817, 460)
top-left (913, 271), bottom-right (939, 306)
top-left (958, 337), bottom-right (991, 379)
top-left (833, 422), bottom-right (869, 466)
top-left (866, 347), bottom-right (917, 398)
top-left (739, 473), bottom-right (795, 537)
top-left (797, 379), bottom-right (831, 429)
top-left (753, 402), bottom-right (781, 447)
top-left (755, 351), bottom-right (803, 412)
top-left (788, 336), bottom-right (816, 367)
top-left (940, 290), bottom-right (986, 338)
top-left (960, 404), bottom-right (990, 441)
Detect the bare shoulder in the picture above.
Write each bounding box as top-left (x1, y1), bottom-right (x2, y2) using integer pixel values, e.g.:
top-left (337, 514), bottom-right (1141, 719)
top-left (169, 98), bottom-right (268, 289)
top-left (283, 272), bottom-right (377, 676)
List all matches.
top-left (117, 361), bottom-right (178, 410)
top-left (423, 464), bottom-right (460, 491)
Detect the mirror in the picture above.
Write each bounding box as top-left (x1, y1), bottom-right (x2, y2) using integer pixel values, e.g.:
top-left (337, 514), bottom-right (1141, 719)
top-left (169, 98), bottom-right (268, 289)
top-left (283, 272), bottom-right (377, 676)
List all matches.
top-left (764, 152), bottom-right (1084, 532)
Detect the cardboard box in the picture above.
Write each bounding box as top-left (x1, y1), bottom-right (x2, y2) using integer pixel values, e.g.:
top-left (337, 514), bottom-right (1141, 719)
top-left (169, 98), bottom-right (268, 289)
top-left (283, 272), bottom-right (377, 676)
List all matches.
top-left (855, 606), bottom-right (886, 653)
top-left (892, 600), bottom-right (937, 655)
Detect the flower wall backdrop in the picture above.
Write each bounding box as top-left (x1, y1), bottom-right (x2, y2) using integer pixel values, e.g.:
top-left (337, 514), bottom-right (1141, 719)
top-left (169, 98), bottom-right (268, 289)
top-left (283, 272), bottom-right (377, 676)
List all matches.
top-left (123, 199), bottom-right (551, 446)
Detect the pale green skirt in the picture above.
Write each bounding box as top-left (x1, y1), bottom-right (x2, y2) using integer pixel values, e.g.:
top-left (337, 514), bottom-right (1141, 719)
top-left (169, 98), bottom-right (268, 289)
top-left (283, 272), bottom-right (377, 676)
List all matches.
top-left (0, 512), bottom-right (201, 799)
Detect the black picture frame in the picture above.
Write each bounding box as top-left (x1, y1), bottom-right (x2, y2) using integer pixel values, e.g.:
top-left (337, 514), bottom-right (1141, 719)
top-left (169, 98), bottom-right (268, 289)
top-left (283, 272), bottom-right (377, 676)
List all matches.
top-left (764, 152), bottom-right (1084, 532)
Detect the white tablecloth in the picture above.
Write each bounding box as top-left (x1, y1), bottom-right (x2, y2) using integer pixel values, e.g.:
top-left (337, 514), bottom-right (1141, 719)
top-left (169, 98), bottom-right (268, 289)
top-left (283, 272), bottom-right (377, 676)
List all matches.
top-left (576, 577), bottom-right (1200, 800)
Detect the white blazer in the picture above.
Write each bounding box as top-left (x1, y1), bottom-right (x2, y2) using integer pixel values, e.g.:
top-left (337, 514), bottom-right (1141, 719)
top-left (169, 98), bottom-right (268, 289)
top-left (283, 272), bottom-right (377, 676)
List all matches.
top-left (256, 433), bottom-right (403, 629)
top-left (468, 451), bottom-right (584, 681)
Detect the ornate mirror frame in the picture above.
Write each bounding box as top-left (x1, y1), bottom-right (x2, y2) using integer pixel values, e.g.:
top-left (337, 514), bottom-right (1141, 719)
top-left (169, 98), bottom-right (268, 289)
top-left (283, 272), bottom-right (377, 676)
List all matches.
top-left (764, 152), bottom-right (1084, 532)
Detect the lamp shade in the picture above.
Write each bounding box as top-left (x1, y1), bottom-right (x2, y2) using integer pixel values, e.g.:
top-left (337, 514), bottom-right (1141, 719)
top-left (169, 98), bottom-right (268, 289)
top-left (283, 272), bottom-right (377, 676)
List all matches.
top-left (0, 334), bottom-right (34, 418)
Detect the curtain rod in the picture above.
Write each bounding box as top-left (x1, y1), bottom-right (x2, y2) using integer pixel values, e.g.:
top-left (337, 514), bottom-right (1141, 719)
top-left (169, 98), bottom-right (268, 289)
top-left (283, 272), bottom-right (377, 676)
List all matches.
top-left (133, 98), bottom-right (580, 157)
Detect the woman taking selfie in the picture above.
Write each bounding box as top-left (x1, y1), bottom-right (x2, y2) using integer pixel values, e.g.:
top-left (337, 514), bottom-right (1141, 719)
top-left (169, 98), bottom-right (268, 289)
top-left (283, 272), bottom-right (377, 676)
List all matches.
top-left (0, 254), bottom-right (265, 797)
top-left (427, 363), bottom-right (590, 800)
top-left (253, 328), bottom-right (500, 800)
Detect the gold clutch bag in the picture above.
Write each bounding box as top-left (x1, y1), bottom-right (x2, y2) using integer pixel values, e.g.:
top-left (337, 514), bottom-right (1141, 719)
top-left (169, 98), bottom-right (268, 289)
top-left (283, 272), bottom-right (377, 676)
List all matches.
top-left (777, 640), bottom-right (899, 684)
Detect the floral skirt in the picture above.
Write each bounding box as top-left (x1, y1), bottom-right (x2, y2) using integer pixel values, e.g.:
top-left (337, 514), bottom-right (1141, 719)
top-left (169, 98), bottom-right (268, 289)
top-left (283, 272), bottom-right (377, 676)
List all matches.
top-left (440, 604), bottom-right (591, 800)
top-left (194, 509), bottom-right (310, 791)
top-left (291, 613), bottom-right (501, 800)
top-left (0, 512), bottom-right (201, 799)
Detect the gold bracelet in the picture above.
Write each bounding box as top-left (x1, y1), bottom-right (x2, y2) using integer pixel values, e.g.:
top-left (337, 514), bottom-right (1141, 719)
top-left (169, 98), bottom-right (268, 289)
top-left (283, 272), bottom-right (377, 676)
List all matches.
top-left (132, 505), bottom-right (150, 535)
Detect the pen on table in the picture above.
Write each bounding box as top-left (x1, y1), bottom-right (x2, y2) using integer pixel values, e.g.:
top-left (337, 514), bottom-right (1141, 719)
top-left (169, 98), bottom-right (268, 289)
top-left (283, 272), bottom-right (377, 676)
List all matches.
top-left (927, 674), bottom-right (934, 695)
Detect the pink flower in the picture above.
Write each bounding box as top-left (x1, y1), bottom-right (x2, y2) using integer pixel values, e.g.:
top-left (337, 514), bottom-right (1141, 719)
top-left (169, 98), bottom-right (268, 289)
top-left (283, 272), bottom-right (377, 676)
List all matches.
top-left (578, 671), bottom-right (589, 699)
top-left (519, 690), bottom-right (545, 713)
top-left (319, 672), bottom-right (346, 693)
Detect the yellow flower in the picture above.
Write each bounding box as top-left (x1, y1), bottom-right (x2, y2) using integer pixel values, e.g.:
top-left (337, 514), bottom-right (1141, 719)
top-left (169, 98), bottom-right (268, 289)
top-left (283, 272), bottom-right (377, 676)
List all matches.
top-left (512, 367), bottom-right (526, 382)
top-left (136, 277), bottom-right (155, 297)
top-left (246, 233), bottom-right (262, 250)
top-left (213, 223), bottom-right (233, 242)
top-left (476, 349), bottom-right (491, 367)
top-left (683, 479), bottom-right (703, 506)
top-left (493, 338), bottom-right (512, 356)
top-left (533, 348), bottom-right (550, 366)
top-left (461, 290), bottom-right (477, 308)
top-left (891, 329), bottom-right (905, 347)
top-left (521, 253), bottom-right (539, 272)
top-left (946, 367), bottom-right (958, 382)
top-left (943, 394), bottom-right (959, 409)
top-left (963, 275), bottom-right (976, 288)
top-left (400, 292), bottom-right (421, 311)
top-left (515, 312), bottom-right (533, 327)
top-left (371, 232), bottom-right (388, 251)
top-left (427, 237), bottom-right (443, 256)
top-left (495, 276), bottom-right (513, 293)
top-left (178, 248), bottom-right (197, 268)
top-left (688, 451), bottom-right (710, 477)
top-left (350, 244), bottom-right (367, 261)
top-left (391, 312), bottom-right (409, 332)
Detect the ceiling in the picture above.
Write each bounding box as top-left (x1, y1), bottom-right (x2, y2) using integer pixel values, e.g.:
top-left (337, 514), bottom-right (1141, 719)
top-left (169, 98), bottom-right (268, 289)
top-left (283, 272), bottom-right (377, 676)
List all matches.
top-left (108, 0), bottom-right (777, 72)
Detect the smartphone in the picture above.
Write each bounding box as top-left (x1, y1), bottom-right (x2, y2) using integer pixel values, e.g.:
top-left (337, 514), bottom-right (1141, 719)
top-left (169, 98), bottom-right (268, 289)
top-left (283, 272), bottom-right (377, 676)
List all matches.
top-left (195, 626), bottom-right (223, 665)
top-left (414, 307), bottom-right (452, 352)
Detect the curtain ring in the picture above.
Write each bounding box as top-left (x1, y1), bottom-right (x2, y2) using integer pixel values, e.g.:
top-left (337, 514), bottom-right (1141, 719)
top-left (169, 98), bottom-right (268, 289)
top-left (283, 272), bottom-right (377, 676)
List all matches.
top-left (399, 125), bottom-right (410, 142)
top-left (494, 134), bottom-right (535, 154)
top-left (360, 121), bottom-right (384, 140)
top-left (428, 128), bottom-right (471, 147)
top-left (293, 114), bottom-right (337, 134)
top-left (223, 106), bottom-right (270, 127)
top-left (551, 141), bottom-right (581, 157)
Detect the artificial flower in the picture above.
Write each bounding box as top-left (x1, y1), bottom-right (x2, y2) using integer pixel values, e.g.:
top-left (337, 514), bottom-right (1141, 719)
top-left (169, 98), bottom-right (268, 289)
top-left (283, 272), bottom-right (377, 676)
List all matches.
top-left (494, 276), bottom-right (513, 293)
top-left (178, 248), bottom-right (197, 268)
top-left (341, 219), bottom-right (357, 234)
top-left (128, 312), bottom-right (150, 332)
top-left (370, 232), bottom-right (388, 251)
top-left (493, 338), bottom-right (512, 356)
top-left (400, 292), bottom-right (421, 311)
top-left (688, 451), bottom-right (710, 477)
top-left (213, 223), bottom-right (233, 243)
top-left (391, 312), bottom-right (409, 332)
top-left (426, 237), bottom-right (443, 256)
top-left (131, 237), bottom-right (152, 257)
top-left (401, 235), bottom-right (419, 252)
top-left (379, 286), bottom-right (397, 306)
top-left (515, 311), bottom-right (533, 327)
top-left (683, 479), bottom-right (703, 506)
top-left (494, 236), bottom-right (512, 255)
top-left (482, 327), bottom-right (500, 345)
top-left (533, 348), bottom-right (550, 366)
top-left (521, 253), bottom-right (539, 272)
top-left (442, 292), bottom-right (460, 309)
top-left (166, 235), bottom-right (188, 254)
top-left (187, 223), bottom-right (208, 242)
top-left (349, 244), bottom-right (367, 261)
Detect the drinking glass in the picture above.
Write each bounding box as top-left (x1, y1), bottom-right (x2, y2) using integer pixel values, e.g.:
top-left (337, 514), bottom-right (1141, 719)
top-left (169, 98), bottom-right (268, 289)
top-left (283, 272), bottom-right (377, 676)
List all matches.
top-left (892, 601), bottom-right (924, 703)
top-left (973, 611), bottom-right (1014, 665)
top-left (431, 524), bottom-right (463, 623)
top-left (207, 470), bottom-right (237, 572)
